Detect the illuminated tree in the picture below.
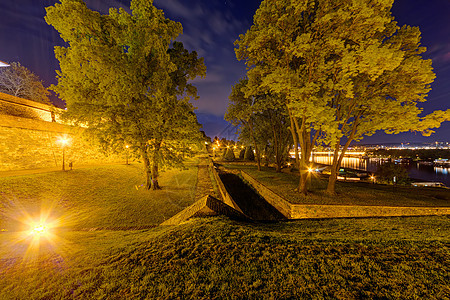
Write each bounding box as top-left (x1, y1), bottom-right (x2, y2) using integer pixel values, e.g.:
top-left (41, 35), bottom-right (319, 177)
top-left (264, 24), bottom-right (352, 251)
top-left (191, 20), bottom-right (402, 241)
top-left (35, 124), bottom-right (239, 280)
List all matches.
top-left (46, 0), bottom-right (205, 190)
top-left (236, 0), bottom-right (333, 193)
top-left (236, 0), bottom-right (450, 195)
top-left (225, 78), bottom-right (262, 170)
top-left (0, 62), bottom-right (51, 105)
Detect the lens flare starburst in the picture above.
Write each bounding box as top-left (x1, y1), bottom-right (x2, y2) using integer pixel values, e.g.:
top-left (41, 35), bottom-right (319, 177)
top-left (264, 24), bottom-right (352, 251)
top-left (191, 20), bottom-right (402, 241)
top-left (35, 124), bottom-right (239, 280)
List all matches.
top-left (1, 197), bottom-right (73, 265)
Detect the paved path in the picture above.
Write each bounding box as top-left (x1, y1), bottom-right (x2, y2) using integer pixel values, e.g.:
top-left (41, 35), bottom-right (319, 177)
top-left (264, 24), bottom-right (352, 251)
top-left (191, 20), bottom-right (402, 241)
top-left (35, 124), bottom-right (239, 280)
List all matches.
top-left (194, 158), bottom-right (217, 200)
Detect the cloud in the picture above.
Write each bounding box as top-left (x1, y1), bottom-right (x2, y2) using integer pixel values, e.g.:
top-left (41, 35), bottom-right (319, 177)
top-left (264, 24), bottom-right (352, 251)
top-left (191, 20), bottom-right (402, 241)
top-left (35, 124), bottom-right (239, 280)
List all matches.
top-left (153, 0), bottom-right (251, 117)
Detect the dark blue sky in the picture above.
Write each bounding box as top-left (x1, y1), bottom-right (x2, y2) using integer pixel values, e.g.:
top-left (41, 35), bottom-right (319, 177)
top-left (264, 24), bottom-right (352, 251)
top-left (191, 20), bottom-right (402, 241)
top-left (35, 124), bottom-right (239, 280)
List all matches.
top-left (1, 0), bottom-right (449, 144)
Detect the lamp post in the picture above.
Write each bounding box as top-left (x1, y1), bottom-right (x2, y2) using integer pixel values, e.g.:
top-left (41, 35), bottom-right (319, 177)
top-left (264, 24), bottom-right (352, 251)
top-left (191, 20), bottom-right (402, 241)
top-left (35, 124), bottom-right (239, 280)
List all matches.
top-left (57, 136), bottom-right (70, 171)
top-left (125, 145), bottom-right (130, 165)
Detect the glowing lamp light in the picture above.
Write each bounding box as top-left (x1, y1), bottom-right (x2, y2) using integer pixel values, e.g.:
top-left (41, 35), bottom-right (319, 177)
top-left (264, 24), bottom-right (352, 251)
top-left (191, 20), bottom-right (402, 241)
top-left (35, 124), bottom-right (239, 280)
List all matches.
top-left (57, 135), bottom-right (72, 171)
top-left (57, 136), bottom-right (71, 147)
top-left (307, 167), bottom-right (314, 173)
top-left (287, 162), bottom-right (291, 166)
top-left (31, 224), bottom-right (46, 235)
top-left (125, 144), bottom-right (129, 149)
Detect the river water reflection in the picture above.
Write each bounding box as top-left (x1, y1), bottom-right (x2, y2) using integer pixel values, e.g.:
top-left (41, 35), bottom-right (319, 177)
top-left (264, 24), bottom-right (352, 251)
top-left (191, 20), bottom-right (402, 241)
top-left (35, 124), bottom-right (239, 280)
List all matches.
top-left (312, 155), bottom-right (450, 186)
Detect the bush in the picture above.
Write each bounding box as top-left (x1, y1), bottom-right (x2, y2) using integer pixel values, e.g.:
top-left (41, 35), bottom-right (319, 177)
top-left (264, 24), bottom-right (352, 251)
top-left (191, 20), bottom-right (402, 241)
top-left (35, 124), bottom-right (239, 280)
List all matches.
top-left (375, 162), bottom-right (410, 185)
top-left (244, 146), bottom-right (255, 161)
top-left (224, 148), bottom-right (236, 161)
top-left (221, 148), bottom-right (227, 159)
top-left (239, 148), bottom-right (245, 159)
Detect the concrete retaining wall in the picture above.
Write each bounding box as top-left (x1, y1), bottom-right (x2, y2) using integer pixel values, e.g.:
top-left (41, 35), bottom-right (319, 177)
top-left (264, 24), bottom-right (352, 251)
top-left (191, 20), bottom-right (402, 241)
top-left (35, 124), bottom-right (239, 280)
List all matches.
top-left (209, 162), bottom-right (244, 214)
top-left (241, 170), bottom-right (291, 218)
top-left (241, 170), bottom-right (450, 219)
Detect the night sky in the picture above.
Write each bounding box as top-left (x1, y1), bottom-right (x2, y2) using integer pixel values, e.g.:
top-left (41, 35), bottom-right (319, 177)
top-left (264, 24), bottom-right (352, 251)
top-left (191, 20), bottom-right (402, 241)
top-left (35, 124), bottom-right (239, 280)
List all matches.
top-left (1, 0), bottom-right (449, 144)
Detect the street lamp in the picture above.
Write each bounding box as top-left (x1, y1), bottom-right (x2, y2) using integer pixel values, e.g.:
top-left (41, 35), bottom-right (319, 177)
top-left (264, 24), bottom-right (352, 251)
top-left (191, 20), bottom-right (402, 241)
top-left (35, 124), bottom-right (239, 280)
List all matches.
top-left (125, 144), bottom-right (130, 165)
top-left (57, 136), bottom-right (71, 171)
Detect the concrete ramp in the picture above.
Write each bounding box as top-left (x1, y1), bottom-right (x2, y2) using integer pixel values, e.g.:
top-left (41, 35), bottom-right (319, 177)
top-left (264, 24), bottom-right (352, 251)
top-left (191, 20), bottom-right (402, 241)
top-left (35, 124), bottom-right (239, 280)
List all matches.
top-left (161, 195), bottom-right (248, 226)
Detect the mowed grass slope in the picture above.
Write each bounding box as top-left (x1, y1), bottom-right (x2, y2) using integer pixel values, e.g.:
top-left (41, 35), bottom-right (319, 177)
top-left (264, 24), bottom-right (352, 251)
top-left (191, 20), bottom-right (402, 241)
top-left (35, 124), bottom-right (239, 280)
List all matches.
top-left (0, 160), bottom-right (198, 230)
top-left (1, 159), bottom-right (449, 299)
top-left (0, 216), bottom-right (448, 299)
top-left (224, 163), bottom-right (450, 207)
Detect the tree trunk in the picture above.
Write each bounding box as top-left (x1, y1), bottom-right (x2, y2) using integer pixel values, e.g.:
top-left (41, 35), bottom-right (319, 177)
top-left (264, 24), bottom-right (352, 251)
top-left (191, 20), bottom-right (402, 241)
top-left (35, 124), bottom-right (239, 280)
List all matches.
top-left (288, 109), bottom-right (299, 165)
top-left (248, 120), bottom-right (261, 171)
top-left (151, 164), bottom-right (161, 190)
top-left (326, 117), bottom-right (360, 194)
top-left (139, 144), bottom-right (152, 190)
top-left (326, 143), bottom-right (341, 195)
top-left (264, 145), bottom-right (269, 167)
top-left (151, 140), bottom-right (162, 190)
top-left (270, 111), bottom-right (281, 172)
top-left (293, 116), bottom-right (308, 194)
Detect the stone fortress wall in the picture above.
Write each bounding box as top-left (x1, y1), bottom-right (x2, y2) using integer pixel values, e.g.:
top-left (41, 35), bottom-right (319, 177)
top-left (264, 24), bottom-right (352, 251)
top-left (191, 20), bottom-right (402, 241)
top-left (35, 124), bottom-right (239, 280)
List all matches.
top-left (0, 92), bottom-right (122, 171)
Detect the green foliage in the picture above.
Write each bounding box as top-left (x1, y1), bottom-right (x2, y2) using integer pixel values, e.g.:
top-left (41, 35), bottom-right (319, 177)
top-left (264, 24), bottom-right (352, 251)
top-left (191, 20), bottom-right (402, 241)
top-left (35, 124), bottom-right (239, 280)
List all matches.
top-left (225, 77), bottom-right (254, 126)
top-left (0, 62), bottom-right (51, 105)
top-left (45, 0), bottom-right (206, 189)
top-left (235, 0), bottom-right (450, 193)
top-left (244, 146), bottom-right (255, 161)
top-left (375, 162), bottom-right (411, 185)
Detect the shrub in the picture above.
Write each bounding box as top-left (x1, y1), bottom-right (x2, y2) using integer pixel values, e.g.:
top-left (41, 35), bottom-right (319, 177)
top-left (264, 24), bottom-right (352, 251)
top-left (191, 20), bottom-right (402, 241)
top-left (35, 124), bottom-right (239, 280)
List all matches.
top-left (244, 146), bottom-right (255, 161)
top-left (375, 162), bottom-right (410, 185)
top-left (224, 148), bottom-right (236, 161)
top-left (239, 148), bottom-right (245, 159)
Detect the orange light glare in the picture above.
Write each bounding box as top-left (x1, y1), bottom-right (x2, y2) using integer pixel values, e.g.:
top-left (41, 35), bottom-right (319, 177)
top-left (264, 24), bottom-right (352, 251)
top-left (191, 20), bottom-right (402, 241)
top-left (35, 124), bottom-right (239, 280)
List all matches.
top-left (57, 135), bottom-right (71, 147)
top-left (31, 224), bottom-right (46, 234)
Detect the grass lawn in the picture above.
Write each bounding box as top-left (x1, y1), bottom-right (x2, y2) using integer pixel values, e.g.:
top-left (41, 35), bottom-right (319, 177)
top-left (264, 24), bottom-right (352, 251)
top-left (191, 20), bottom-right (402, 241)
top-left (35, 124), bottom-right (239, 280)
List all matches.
top-left (0, 216), bottom-right (448, 299)
top-left (1, 157), bottom-right (449, 299)
top-left (0, 159), bottom-right (198, 231)
top-left (222, 162), bottom-right (450, 207)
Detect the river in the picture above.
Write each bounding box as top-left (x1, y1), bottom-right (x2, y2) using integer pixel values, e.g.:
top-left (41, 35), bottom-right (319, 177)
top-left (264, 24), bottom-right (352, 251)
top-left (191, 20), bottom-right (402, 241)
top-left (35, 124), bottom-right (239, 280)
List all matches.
top-left (311, 155), bottom-right (450, 186)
